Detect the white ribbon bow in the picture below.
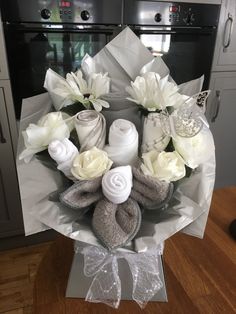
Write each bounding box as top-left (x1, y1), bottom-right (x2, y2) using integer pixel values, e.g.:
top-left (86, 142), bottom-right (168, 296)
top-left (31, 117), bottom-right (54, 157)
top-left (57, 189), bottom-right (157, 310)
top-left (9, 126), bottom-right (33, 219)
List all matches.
top-left (75, 244), bottom-right (163, 309)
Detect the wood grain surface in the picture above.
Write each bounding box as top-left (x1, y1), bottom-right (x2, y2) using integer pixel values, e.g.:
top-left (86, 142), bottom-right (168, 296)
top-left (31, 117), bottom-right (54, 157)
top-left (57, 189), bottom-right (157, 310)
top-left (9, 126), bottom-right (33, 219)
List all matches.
top-left (0, 187), bottom-right (235, 313)
top-left (0, 242), bottom-right (51, 314)
top-left (33, 187), bottom-right (236, 314)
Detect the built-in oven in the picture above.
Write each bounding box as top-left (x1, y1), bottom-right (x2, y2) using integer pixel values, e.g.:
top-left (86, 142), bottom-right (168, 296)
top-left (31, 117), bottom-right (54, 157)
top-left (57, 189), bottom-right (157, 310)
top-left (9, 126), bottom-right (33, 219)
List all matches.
top-left (0, 0), bottom-right (123, 119)
top-left (124, 1), bottom-right (220, 90)
top-left (1, 0), bottom-right (220, 120)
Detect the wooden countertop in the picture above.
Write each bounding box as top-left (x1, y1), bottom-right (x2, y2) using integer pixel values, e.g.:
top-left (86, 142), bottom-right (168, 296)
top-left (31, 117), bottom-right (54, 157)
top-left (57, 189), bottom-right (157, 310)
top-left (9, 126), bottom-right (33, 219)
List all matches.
top-left (33, 187), bottom-right (236, 313)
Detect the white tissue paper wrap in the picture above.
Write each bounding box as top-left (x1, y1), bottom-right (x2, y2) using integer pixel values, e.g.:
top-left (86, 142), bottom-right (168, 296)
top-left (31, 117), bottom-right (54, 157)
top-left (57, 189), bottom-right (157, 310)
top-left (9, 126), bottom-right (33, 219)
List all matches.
top-left (17, 27), bottom-right (215, 253)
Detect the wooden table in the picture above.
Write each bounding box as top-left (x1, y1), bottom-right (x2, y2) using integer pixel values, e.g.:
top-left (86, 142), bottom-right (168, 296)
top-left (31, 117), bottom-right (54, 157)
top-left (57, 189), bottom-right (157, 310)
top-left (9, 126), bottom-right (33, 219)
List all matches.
top-left (33, 188), bottom-right (236, 313)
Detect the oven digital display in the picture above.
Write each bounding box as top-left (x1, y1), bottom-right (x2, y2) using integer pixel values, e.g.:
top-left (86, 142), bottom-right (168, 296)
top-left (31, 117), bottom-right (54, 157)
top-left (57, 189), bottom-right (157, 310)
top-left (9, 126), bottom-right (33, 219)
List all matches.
top-left (169, 6), bottom-right (179, 13)
top-left (60, 1), bottom-right (71, 7)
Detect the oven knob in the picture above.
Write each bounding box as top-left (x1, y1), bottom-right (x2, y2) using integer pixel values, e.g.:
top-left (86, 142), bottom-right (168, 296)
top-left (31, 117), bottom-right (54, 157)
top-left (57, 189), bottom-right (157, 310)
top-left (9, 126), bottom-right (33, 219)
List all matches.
top-left (184, 12), bottom-right (195, 25)
top-left (155, 13), bottom-right (162, 23)
top-left (41, 8), bottom-right (51, 19)
top-left (81, 10), bottom-right (90, 21)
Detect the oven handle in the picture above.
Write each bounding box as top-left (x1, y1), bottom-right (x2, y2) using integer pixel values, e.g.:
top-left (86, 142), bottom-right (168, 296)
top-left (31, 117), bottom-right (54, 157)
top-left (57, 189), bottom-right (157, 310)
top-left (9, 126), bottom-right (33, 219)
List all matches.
top-left (134, 30), bottom-right (177, 34)
top-left (130, 25), bottom-right (215, 35)
top-left (4, 22), bottom-right (118, 34)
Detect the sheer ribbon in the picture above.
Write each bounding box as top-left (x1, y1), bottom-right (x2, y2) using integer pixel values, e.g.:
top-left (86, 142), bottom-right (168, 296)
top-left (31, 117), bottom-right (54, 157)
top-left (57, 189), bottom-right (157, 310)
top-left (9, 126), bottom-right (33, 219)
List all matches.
top-left (75, 244), bottom-right (164, 309)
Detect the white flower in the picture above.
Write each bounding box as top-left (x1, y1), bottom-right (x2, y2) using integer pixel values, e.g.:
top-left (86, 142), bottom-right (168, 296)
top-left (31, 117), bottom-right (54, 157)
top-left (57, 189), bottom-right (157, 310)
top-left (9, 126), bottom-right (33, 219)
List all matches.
top-left (56, 70), bottom-right (110, 112)
top-left (126, 72), bottom-right (187, 111)
top-left (141, 150), bottom-right (186, 182)
top-left (19, 112), bottom-right (71, 163)
top-left (173, 126), bottom-right (215, 169)
top-left (71, 147), bottom-right (113, 180)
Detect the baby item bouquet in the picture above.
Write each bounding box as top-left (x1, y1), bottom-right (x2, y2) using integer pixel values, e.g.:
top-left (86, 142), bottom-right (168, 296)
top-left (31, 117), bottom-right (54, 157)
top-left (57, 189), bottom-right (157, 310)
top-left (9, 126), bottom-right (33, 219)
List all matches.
top-left (17, 27), bottom-right (215, 308)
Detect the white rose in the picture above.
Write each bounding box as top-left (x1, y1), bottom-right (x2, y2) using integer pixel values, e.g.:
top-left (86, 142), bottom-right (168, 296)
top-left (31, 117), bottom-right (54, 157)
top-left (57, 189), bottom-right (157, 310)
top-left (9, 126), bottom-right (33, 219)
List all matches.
top-left (19, 112), bottom-right (71, 163)
top-left (141, 150), bottom-right (186, 182)
top-left (173, 126), bottom-right (215, 169)
top-left (71, 147), bottom-right (113, 180)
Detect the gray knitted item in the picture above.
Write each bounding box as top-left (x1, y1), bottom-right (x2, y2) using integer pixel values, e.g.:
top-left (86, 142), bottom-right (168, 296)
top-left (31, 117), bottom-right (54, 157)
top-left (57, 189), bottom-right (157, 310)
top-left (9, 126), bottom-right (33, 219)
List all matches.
top-left (130, 167), bottom-right (174, 210)
top-left (92, 197), bottom-right (141, 251)
top-left (60, 177), bottom-right (103, 209)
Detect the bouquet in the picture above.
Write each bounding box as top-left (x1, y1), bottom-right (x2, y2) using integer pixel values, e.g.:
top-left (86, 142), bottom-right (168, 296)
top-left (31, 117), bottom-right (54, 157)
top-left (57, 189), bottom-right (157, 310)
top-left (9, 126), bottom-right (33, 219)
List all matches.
top-left (17, 27), bottom-right (215, 309)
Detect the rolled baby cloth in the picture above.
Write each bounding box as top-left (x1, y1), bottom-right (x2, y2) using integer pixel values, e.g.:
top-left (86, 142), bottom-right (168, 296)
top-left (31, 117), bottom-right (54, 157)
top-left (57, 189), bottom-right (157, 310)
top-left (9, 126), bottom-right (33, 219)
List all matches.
top-left (142, 113), bottom-right (170, 153)
top-left (75, 110), bottom-right (106, 152)
top-left (48, 138), bottom-right (78, 180)
top-left (104, 119), bottom-right (138, 166)
top-left (102, 166), bottom-right (132, 204)
top-left (60, 176), bottom-right (103, 209)
top-left (131, 167), bottom-right (174, 210)
top-left (92, 197), bottom-right (141, 250)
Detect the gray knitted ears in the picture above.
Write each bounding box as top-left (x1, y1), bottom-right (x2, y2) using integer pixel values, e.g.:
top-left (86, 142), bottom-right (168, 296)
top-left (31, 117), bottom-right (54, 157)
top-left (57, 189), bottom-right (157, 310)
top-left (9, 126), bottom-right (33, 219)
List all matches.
top-left (60, 177), bottom-right (103, 209)
top-left (93, 197), bottom-right (141, 251)
top-left (131, 167), bottom-right (174, 210)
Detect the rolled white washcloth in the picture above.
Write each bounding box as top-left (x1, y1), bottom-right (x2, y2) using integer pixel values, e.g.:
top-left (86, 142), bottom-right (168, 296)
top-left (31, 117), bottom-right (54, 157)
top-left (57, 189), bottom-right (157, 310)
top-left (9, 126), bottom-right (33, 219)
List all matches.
top-left (75, 110), bottom-right (106, 152)
top-left (48, 138), bottom-right (78, 180)
top-left (142, 113), bottom-right (170, 153)
top-left (104, 119), bottom-right (139, 166)
top-left (102, 166), bottom-right (132, 204)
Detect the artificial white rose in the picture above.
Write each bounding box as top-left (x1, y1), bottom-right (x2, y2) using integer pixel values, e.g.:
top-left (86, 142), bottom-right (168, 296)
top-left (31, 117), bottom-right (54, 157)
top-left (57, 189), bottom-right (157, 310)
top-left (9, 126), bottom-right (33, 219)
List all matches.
top-left (141, 150), bottom-right (186, 182)
top-left (173, 126), bottom-right (215, 169)
top-left (19, 112), bottom-right (71, 163)
top-left (126, 72), bottom-right (187, 111)
top-left (71, 147), bottom-right (113, 180)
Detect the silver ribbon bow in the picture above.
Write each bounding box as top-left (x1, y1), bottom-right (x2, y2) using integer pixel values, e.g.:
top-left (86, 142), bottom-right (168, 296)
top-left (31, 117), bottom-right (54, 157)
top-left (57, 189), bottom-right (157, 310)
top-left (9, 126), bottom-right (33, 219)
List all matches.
top-left (75, 244), bottom-right (164, 309)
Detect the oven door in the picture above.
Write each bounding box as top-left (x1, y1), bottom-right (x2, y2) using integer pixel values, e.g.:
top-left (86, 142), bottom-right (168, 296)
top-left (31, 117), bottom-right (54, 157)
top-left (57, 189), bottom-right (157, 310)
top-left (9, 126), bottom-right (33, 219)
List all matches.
top-left (132, 26), bottom-right (217, 90)
top-left (4, 23), bottom-right (120, 119)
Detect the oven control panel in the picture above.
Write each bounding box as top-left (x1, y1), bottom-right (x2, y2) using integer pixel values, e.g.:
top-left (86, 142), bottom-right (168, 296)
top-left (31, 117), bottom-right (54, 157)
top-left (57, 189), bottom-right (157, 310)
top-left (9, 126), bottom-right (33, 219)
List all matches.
top-left (1, 0), bottom-right (122, 24)
top-left (124, 1), bottom-right (220, 27)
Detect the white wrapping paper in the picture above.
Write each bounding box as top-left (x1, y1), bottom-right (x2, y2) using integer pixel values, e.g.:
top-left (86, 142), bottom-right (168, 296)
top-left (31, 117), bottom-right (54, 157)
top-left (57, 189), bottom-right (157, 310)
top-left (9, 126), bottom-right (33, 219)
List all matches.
top-left (17, 27), bottom-right (215, 252)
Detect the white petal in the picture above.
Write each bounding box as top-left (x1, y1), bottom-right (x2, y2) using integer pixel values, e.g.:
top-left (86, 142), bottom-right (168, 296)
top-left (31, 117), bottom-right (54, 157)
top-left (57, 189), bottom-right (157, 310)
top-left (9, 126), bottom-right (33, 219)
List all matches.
top-left (19, 146), bottom-right (46, 163)
top-left (73, 70), bottom-right (88, 94)
top-left (90, 98), bottom-right (110, 111)
top-left (90, 73), bottom-right (110, 98)
top-left (23, 125), bottom-right (49, 148)
top-left (66, 73), bottom-right (82, 95)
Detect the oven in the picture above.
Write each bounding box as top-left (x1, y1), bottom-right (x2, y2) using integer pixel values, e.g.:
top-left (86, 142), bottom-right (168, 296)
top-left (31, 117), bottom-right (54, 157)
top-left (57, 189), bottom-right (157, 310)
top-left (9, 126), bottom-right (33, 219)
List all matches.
top-left (1, 0), bottom-right (220, 120)
top-left (124, 1), bottom-right (220, 90)
top-left (0, 0), bottom-right (123, 119)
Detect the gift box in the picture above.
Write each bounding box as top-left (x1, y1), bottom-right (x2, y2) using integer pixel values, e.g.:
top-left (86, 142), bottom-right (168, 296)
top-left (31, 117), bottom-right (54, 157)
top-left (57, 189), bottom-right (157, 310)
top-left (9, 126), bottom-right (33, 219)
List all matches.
top-left (16, 27), bottom-right (215, 308)
top-left (66, 241), bottom-right (168, 306)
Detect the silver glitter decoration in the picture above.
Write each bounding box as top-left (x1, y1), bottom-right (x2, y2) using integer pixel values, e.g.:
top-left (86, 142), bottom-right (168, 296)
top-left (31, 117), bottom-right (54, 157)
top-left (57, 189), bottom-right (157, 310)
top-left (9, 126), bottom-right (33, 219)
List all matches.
top-left (172, 104), bottom-right (204, 138)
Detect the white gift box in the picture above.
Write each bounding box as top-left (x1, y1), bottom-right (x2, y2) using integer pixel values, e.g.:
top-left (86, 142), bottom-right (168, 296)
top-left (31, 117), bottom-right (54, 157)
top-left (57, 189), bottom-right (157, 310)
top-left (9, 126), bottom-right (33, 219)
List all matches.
top-left (66, 241), bottom-right (168, 304)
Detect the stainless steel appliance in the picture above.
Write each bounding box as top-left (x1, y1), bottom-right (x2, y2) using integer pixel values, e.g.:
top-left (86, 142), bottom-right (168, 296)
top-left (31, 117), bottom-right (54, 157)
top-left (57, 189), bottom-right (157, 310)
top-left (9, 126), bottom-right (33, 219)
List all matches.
top-left (124, 1), bottom-right (220, 90)
top-left (0, 0), bottom-right (123, 118)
